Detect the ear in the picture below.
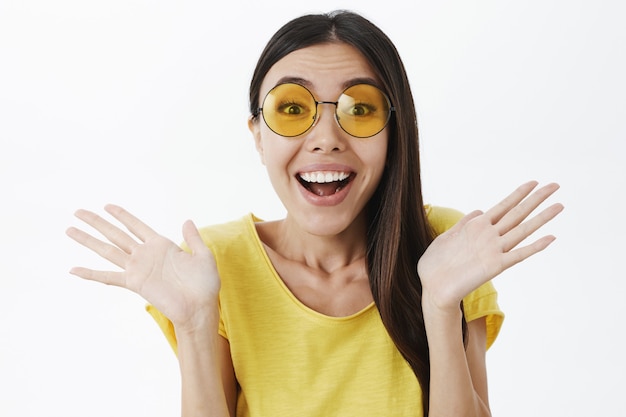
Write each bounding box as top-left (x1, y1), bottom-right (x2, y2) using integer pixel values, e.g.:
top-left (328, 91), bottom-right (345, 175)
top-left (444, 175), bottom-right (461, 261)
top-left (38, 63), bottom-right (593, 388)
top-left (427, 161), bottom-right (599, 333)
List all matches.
top-left (248, 116), bottom-right (265, 165)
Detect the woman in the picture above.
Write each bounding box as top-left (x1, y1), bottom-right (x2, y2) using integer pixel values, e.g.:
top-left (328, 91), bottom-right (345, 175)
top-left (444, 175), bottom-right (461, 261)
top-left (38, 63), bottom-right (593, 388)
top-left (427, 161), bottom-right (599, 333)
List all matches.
top-left (66, 10), bottom-right (563, 417)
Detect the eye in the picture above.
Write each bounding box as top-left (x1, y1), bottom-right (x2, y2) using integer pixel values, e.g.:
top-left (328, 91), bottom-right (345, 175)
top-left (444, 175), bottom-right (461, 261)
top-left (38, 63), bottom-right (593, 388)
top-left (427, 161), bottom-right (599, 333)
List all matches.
top-left (276, 99), bottom-right (313, 117)
top-left (345, 102), bottom-right (377, 117)
top-left (279, 102), bottom-right (305, 115)
top-left (350, 103), bottom-right (372, 116)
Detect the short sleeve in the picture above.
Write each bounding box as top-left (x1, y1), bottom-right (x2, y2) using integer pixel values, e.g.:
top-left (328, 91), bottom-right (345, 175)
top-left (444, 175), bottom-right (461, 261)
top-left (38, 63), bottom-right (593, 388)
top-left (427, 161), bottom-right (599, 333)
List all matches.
top-left (462, 281), bottom-right (504, 350)
top-left (146, 305), bottom-right (178, 355)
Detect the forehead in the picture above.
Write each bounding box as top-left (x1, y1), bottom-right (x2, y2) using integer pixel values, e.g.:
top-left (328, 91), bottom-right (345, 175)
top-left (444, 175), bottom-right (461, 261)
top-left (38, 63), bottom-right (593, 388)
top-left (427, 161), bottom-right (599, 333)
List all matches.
top-left (260, 42), bottom-right (380, 96)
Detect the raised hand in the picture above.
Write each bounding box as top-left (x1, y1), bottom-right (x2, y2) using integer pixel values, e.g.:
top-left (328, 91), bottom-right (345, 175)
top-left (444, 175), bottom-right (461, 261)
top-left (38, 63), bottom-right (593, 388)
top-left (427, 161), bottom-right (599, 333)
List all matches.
top-left (66, 205), bottom-right (220, 330)
top-left (417, 181), bottom-right (564, 311)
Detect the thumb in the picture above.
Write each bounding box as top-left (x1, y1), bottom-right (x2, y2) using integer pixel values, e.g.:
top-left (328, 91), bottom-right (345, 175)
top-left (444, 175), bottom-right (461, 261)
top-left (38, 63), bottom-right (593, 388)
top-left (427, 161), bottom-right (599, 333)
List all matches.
top-left (447, 210), bottom-right (484, 234)
top-left (182, 219), bottom-right (208, 254)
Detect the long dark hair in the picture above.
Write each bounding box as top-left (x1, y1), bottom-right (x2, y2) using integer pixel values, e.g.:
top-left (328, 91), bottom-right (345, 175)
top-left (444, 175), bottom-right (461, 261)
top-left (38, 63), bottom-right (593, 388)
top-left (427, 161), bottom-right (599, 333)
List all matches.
top-left (248, 10), bottom-right (466, 416)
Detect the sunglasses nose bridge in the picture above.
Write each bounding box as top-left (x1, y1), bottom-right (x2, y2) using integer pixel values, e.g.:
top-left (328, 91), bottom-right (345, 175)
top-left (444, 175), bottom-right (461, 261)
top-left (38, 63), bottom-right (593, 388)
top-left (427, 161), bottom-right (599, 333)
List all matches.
top-left (310, 100), bottom-right (339, 129)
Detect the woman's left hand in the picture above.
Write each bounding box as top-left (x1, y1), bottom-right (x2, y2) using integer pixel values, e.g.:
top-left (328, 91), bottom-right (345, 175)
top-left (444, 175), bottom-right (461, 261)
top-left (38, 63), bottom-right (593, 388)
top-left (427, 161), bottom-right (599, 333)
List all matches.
top-left (417, 181), bottom-right (563, 312)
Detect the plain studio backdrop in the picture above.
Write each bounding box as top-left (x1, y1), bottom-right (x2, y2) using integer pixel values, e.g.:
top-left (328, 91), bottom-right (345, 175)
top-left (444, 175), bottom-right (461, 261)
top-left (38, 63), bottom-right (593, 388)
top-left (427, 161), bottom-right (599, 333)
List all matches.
top-left (1, 1), bottom-right (624, 416)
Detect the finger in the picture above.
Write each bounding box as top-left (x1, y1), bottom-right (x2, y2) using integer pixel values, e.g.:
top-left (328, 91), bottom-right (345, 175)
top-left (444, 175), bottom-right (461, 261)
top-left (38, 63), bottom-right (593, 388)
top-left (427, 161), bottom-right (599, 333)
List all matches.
top-left (69, 267), bottom-right (126, 287)
top-left (74, 209), bottom-right (139, 253)
top-left (66, 226), bottom-right (128, 269)
top-left (502, 234), bottom-right (557, 269)
top-left (501, 202), bottom-right (564, 252)
top-left (484, 181), bottom-right (539, 225)
top-left (104, 204), bottom-right (157, 243)
top-left (496, 183), bottom-right (560, 235)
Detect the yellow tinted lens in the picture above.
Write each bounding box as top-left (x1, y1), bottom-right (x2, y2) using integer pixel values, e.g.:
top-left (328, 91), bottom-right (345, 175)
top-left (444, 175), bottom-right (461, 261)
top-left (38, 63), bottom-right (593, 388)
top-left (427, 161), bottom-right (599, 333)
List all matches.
top-left (337, 84), bottom-right (391, 137)
top-left (261, 84), bottom-right (316, 137)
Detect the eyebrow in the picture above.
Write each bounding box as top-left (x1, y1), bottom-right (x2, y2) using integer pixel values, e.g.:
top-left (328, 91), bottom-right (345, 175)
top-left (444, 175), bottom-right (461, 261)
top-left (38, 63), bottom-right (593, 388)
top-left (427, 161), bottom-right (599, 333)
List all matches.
top-left (275, 76), bottom-right (312, 87)
top-left (274, 76), bottom-right (382, 90)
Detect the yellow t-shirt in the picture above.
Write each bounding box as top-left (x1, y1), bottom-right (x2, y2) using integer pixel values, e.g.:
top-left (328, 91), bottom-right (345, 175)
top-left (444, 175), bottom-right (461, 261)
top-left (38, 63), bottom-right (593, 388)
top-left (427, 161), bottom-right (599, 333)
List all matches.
top-left (147, 207), bottom-right (504, 417)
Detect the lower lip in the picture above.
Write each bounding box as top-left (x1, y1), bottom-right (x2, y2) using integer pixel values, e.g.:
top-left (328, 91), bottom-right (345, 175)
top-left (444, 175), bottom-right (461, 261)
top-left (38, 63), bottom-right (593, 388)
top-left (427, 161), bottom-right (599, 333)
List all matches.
top-left (297, 179), bottom-right (354, 207)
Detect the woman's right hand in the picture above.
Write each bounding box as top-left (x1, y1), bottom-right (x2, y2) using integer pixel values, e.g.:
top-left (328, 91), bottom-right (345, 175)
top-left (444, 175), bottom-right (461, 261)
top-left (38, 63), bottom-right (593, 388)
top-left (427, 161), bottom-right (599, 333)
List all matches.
top-left (66, 204), bottom-right (220, 332)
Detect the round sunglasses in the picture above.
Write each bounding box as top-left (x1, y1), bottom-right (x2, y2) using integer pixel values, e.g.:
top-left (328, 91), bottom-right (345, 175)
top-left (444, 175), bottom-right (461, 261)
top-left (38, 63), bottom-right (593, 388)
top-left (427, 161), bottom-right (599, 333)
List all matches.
top-left (255, 83), bottom-right (395, 138)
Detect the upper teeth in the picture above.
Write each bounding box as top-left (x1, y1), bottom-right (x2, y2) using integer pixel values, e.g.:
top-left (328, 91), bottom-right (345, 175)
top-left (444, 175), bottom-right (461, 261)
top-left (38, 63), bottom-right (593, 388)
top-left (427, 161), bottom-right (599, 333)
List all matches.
top-left (299, 171), bottom-right (350, 183)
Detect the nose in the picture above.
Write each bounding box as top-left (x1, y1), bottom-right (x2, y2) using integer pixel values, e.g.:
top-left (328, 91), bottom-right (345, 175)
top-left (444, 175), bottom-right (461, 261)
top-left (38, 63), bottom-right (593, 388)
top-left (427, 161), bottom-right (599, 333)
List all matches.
top-left (306, 102), bottom-right (345, 153)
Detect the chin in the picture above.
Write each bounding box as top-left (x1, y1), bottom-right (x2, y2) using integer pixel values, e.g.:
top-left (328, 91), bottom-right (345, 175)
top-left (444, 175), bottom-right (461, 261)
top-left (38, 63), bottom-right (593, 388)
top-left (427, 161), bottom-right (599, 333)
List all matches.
top-left (294, 209), bottom-right (365, 238)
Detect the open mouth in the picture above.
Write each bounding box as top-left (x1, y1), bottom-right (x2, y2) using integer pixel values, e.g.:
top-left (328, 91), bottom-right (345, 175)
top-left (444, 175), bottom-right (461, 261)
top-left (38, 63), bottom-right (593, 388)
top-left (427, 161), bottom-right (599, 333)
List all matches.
top-left (297, 171), bottom-right (354, 197)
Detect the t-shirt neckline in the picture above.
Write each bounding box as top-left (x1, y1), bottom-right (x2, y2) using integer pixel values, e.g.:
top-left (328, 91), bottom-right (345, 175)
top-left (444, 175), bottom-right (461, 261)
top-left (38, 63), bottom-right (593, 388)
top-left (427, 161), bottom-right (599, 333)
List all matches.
top-left (243, 213), bottom-right (377, 322)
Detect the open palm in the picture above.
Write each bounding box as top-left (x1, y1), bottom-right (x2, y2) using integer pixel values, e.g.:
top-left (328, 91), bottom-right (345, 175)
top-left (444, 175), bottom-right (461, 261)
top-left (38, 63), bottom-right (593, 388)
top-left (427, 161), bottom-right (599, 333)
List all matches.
top-left (66, 205), bottom-right (220, 328)
top-left (418, 181), bottom-right (563, 311)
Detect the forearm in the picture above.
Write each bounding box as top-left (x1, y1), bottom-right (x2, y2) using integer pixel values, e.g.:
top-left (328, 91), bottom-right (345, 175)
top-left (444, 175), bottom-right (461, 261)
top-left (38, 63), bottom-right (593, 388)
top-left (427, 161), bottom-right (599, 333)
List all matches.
top-left (175, 306), bottom-right (230, 417)
top-left (422, 295), bottom-right (491, 417)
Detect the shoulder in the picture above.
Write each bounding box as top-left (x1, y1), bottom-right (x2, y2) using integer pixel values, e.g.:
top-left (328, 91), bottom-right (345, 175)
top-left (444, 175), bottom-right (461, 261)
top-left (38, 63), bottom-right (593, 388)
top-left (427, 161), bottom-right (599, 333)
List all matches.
top-left (425, 205), bottom-right (465, 236)
top-left (177, 213), bottom-right (259, 255)
top-left (195, 214), bottom-right (271, 280)
top-left (195, 213), bottom-right (259, 251)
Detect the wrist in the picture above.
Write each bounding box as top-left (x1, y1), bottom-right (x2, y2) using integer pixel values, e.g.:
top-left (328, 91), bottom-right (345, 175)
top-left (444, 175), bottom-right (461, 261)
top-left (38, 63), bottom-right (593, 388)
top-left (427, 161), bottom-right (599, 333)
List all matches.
top-left (421, 291), bottom-right (463, 323)
top-left (174, 302), bottom-right (220, 340)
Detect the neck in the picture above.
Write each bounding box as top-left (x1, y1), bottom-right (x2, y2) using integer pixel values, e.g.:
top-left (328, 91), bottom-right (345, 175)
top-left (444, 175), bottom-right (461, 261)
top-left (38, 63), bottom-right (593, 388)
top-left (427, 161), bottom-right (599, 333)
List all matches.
top-left (257, 212), bottom-right (368, 275)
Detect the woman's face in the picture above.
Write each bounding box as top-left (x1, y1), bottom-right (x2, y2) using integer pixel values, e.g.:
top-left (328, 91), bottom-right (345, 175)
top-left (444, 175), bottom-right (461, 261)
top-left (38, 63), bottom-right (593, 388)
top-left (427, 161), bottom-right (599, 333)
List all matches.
top-left (249, 42), bottom-right (389, 238)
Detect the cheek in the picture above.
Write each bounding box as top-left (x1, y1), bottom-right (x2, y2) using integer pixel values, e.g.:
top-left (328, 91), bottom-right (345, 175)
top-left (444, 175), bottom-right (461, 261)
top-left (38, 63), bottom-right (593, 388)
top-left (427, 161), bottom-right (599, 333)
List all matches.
top-left (362, 139), bottom-right (389, 176)
top-left (259, 136), bottom-right (300, 175)
top-left (363, 141), bottom-right (389, 194)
